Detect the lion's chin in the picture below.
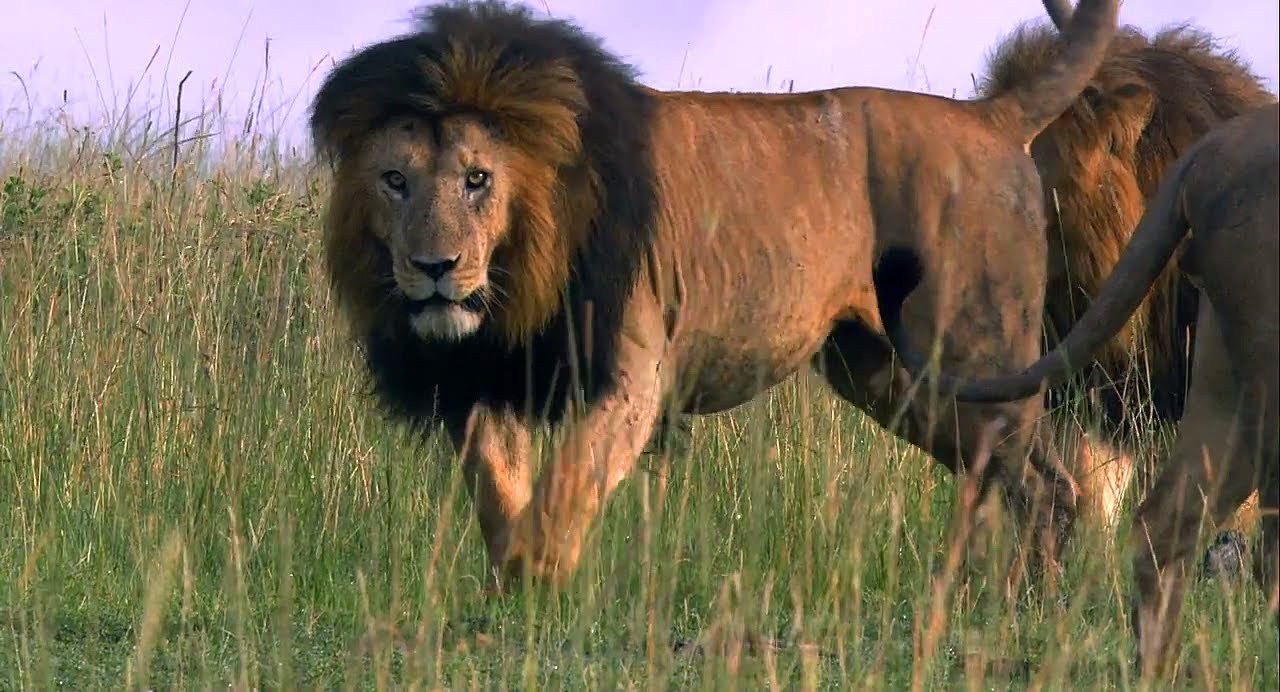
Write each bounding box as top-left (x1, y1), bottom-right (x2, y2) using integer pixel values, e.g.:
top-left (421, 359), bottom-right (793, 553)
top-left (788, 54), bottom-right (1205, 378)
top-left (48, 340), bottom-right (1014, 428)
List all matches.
top-left (408, 304), bottom-right (484, 342)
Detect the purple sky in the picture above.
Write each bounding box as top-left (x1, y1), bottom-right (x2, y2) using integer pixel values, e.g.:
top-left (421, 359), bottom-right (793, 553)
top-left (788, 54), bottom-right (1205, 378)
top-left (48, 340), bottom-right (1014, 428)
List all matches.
top-left (2, 0), bottom-right (1276, 150)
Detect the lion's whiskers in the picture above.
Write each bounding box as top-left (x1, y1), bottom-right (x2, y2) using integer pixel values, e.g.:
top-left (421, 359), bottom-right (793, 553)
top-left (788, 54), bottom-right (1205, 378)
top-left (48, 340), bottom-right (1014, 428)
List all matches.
top-left (484, 281), bottom-right (511, 304)
top-left (480, 291), bottom-right (507, 322)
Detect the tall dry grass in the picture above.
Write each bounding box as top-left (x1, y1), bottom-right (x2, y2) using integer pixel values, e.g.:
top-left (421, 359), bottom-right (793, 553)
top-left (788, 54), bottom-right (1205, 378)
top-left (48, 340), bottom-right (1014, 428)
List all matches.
top-left (1, 36), bottom-right (1276, 691)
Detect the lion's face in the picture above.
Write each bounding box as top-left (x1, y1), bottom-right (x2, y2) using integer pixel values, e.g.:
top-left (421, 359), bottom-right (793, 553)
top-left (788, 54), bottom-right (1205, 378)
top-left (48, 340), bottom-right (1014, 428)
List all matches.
top-left (359, 116), bottom-right (517, 342)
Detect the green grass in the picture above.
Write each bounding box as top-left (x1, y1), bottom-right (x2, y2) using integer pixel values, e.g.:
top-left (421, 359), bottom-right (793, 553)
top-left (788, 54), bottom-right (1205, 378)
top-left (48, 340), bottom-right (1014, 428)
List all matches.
top-left (0, 103), bottom-right (1276, 691)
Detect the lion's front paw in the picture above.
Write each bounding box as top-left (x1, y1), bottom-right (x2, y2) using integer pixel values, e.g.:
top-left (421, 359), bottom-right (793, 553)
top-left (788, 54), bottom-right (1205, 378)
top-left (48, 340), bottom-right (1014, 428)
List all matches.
top-left (492, 511), bottom-right (585, 589)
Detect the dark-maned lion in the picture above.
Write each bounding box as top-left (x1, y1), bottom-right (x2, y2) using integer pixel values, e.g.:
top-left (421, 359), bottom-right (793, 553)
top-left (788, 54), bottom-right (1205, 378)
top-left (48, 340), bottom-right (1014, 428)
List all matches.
top-left (308, 0), bottom-right (1119, 587)
top-left (881, 102), bottom-right (1279, 680)
top-left (979, 5), bottom-right (1277, 525)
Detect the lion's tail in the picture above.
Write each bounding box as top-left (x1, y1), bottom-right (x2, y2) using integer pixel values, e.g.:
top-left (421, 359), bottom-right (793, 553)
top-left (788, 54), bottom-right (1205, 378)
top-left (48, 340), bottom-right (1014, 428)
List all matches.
top-left (1041, 0), bottom-right (1075, 32)
top-left (977, 0), bottom-right (1118, 147)
top-left (879, 141), bottom-right (1198, 405)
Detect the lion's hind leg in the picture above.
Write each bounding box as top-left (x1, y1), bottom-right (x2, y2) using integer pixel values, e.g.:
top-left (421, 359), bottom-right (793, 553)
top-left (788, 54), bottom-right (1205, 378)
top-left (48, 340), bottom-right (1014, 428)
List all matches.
top-left (1127, 301), bottom-right (1266, 681)
top-left (813, 316), bottom-right (1077, 594)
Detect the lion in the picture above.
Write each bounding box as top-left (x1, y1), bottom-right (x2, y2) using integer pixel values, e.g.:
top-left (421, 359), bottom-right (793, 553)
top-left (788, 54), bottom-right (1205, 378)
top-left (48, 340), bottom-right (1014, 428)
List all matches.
top-left (977, 5), bottom-right (1277, 528)
top-left (879, 102), bottom-right (1280, 680)
top-left (308, 0), bottom-right (1120, 588)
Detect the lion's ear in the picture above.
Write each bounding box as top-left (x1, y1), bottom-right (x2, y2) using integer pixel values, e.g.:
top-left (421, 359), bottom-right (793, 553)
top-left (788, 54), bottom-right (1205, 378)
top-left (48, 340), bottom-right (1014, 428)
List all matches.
top-left (1091, 82), bottom-right (1156, 155)
top-left (1099, 82), bottom-right (1156, 127)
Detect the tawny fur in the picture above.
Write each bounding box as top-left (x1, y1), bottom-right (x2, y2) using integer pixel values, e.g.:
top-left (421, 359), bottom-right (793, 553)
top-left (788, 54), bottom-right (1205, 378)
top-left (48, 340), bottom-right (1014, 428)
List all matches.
top-left (883, 103), bottom-right (1280, 681)
top-left (309, 0), bottom-right (1120, 587)
top-left (978, 20), bottom-right (1276, 526)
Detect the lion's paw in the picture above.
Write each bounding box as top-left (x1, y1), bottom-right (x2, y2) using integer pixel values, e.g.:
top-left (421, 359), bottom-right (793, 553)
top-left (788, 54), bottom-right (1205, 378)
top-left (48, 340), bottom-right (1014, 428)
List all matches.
top-left (1201, 529), bottom-right (1249, 582)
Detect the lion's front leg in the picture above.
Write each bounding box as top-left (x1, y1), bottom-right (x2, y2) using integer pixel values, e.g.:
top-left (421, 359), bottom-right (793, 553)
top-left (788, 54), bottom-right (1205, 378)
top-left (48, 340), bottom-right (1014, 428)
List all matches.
top-left (502, 346), bottom-right (665, 585)
top-left (445, 404), bottom-right (534, 584)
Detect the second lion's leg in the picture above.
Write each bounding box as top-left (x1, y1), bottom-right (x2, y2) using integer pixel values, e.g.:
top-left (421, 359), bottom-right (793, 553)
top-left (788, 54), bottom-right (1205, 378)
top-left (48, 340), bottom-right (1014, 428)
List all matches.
top-left (1128, 409), bottom-right (1259, 682)
top-left (1128, 303), bottom-right (1262, 681)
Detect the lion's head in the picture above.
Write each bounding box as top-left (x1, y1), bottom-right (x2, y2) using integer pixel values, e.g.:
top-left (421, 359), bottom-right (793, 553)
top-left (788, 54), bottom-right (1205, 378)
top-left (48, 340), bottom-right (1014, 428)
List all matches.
top-left (321, 100), bottom-right (583, 346)
top-left (308, 0), bottom-right (658, 425)
top-left (978, 22), bottom-right (1276, 426)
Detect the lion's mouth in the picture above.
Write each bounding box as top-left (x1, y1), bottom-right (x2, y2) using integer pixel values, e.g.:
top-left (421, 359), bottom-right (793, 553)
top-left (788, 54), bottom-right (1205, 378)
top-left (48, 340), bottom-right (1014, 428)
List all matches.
top-left (405, 292), bottom-right (486, 314)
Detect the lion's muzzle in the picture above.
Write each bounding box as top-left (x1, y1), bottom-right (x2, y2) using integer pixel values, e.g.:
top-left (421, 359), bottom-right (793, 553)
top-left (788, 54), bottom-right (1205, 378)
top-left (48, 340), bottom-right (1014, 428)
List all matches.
top-left (395, 252), bottom-right (487, 303)
top-left (409, 253), bottom-right (459, 279)
top-left (404, 291), bottom-right (487, 342)
top-left (405, 292), bottom-right (487, 315)
top-left (396, 254), bottom-right (489, 342)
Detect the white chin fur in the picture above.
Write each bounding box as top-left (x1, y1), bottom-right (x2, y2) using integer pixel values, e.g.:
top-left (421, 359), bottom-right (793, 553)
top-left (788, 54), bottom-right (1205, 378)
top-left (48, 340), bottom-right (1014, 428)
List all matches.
top-left (408, 305), bottom-right (483, 342)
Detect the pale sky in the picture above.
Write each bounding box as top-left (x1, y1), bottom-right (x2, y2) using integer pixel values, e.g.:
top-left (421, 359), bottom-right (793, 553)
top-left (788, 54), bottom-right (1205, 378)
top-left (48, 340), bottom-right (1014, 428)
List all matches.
top-left (2, 0), bottom-right (1276, 151)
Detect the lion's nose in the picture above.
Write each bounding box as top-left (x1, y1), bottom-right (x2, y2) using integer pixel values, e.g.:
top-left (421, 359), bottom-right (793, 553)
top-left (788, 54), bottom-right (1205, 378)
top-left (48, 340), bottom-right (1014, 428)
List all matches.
top-left (409, 254), bottom-right (460, 280)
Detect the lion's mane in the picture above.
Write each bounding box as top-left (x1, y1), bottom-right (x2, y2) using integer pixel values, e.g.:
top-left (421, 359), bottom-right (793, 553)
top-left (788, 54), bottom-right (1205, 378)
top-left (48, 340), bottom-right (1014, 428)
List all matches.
top-left (978, 21), bottom-right (1275, 432)
top-left (308, 0), bottom-right (659, 427)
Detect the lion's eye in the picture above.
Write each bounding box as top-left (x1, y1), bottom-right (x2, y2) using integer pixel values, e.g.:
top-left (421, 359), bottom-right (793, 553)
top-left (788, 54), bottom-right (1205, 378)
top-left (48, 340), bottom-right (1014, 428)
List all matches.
top-left (382, 170), bottom-right (407, 192)
top-left (464, 169), bottom-right (491, 192)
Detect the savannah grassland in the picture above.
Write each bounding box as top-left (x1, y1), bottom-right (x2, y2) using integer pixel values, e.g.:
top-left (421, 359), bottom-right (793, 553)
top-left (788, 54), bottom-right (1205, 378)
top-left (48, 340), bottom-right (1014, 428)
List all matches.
top-left (0, 53), bottom-right (1277, 691)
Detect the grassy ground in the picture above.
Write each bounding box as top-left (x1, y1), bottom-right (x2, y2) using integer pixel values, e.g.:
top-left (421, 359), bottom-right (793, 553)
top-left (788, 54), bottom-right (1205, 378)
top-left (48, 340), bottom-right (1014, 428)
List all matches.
top-left (1, 107), bottom-right (1276, 690)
